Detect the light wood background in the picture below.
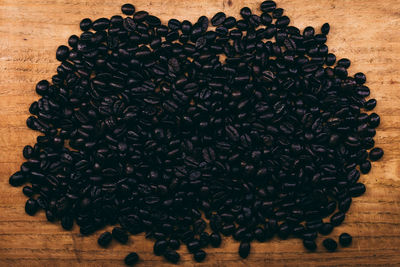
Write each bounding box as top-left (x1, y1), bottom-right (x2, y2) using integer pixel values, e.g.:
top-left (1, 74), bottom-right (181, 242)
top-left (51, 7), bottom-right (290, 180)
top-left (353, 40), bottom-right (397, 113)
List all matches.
top-left (1, 0), bottom-right (400, 266)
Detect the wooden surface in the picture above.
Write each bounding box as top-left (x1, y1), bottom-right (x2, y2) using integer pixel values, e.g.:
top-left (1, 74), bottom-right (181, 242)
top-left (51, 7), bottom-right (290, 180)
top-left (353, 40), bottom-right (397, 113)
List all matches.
top-left (1, 0), bottom-right (400, 266)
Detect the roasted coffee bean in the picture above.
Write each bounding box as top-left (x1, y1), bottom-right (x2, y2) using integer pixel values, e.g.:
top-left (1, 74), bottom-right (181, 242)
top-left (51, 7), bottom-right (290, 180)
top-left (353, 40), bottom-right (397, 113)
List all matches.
top-left (112, 227), bottom-right (128, 244)
top-left (154, 240), bottom-right (168, 255)
top-left (61, 216), bottom-right (73, 230)
top-left (210, 232), bottom-right (222, 247)
top-left (211, 12), bottom-right (226, 26)
top-left (121, 4), bottom-right (135, 15)
top-left (349, 183), bottom-right (366, 197)
top-left (364, 99), bottom-right (377, 111)
top-left (98, 231), bottom-right (112, 247)
top-left (239, 242), bottom-right (251, 259)
top-left (194, 249), bottom-right (207, 262)
top-left (321, 22), bottom-right (330, 34)
top-left (260, 1), bottom-right (276, 12)
top-left (319, 223), bottom-right (333, 235)
top-left (56, 45), bottom-right (69, 61)
top-left (25, 198), bottom-right (38, 215)
top-left (79, 18), bottom-right (92, 31)
top-left (360, 161), bottom-right (372, 174)
top-left (323, 238), bottom-right (337, 252)
top-left (124, 252), bottom-right (139, 266)
top-left (330, 212), bottom-right (345, 226)
top-left (9, 171), bottom-right (25, 187)
top-left (369, 147), bottom-right (383, 161)
top-left (339, 233), bottom-right (352, 247)
top-left (303, 239), bottom-right (317, 251)
top-left (164, 250), bottom-right (180, 264)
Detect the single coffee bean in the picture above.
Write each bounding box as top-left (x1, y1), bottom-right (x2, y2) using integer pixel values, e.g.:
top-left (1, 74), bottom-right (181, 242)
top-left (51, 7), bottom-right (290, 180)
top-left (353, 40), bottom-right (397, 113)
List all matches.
top-left (98, 231), bottom-right (112, 247)
top-left (330, 212), bottom-right (345, 226)
top-left (154, 240), bottom-right (169, 255)
top-left (112, 227), bottom-right (128, 244)
top-left (121, 3), bottom-right (135, 15)
top-left (79, 18), bottom-right (92, 31)
top-left (239, 242), bottom-right (251, 259)
top-left (260, 1), bottom-right (276, 12)
top-left (25, 198), bottom-right (38, 216)
top-left (321, 22), bottom-right (330, 34)
top-left (210, 232), bottom-right (221, 247)
top-left (323, 238), bottom-right (337, 252)
top-left (194, 249), bottom-right (206, 262)
top-left (164, 250), bottom-right (180, 264)
top-left (9, 171), bottom-right (25, 187)
top-left (319, 223), bottom-right (334, 235)
top-left (369, 147), bottom-right (383, 161)
top-left (211, 12), bottom-right (226, 26)
top-left (303, 239), bottom-right (317, 251)
top-left (124, 252), bottom-right (139, 266)
top-left (56, 45), bottom-right (69, 61)
top-left (339, 233), bottom-right (352, 247)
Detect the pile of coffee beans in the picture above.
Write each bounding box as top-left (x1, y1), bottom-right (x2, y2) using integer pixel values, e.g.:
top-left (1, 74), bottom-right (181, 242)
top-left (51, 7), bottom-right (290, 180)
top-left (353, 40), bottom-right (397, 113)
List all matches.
top-left (9, 1), bottom-right (383, 265)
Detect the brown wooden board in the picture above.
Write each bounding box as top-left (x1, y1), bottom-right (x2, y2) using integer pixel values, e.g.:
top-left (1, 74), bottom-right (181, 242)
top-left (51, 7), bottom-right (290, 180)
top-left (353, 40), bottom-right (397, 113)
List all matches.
top-left (1, 0), bottom-right (400, 266)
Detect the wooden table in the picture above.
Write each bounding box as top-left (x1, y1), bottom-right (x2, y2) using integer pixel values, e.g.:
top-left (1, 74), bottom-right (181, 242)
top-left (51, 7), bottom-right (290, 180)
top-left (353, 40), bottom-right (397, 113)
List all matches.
top-left (1, 0), bottom-right (399, 266)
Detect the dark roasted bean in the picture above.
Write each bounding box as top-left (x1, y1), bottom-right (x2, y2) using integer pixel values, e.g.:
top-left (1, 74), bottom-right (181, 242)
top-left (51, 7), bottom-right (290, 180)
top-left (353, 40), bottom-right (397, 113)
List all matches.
top-left (239, 242), bottom-right (250, 259)
top-left (211, 12), bottom-right (226, 26)
top-left (194, 249), bottom-right (206, 262)
top-left (303, 239), bottom-right (317, 251)
top-left (260, 1), bottom-right (276, 12)
top-left (164, 250), bottom-right (180, 264)
top-left (124, 252), bottom-right (139, 266)
top-left (56, 45), bottom-right (69, 61)
top-left (330, 212), bottom-right (345, 226)
top-left (323, 238), bottom-right (337, 252)
top-left (319, 223), bottom-right (333, 235)
top-left (25, 198), bottom-right (38, 215)
top-left (79, 18), bottom-right (92, 31)
top-left (339, 233), bottom-right (352, 247)
top-left (112, 227), bottom-right (128, 244)
top-left (210, 232), bottom-right (221, 247)
top-left (154, 240), bottom-right (168, 255)
top-left (121, 4), bottom-right (135, 15)
top-left (98, 231), bottom-right (112, 247)
top-left (369, 147), bottom-right (383, 161)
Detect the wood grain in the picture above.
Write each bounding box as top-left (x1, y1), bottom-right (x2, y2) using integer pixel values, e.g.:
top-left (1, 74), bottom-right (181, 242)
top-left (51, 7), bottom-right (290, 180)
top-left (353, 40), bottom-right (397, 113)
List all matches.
top-left (1, 0), bottom-right (400, 266)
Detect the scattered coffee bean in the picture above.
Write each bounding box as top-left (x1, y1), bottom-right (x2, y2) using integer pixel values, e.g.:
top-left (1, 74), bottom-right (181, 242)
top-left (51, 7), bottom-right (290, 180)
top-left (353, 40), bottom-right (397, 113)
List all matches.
top-left (323, 238), bottom-right (338, 252)
top-left (98, 231), bottom-right (112, 247)
top-left (339, 233), bottom-right (352, 247)
top-left (124, 252), bottom-right (139, 266)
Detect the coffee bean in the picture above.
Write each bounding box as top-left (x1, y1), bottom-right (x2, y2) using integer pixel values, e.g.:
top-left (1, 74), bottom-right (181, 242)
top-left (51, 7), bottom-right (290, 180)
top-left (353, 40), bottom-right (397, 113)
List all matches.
top-left (164, 250), bottom-right (180, 264)
top-left (303, 239), bottom-right (317, 251)
top-left (154, 240), bottom-right (168, 255)
top-left (124, 252), bottom-right (139, 266)
top-left (98, 231), bottom-right (112, 247)
top-left (121, 4), bottom-right (135, 15)
top-left (323, 238), bottom-right (337, 252)
top-left (25, 198), bottom-right (38, 216)
top-left (339, 233), bottom-right (352, 247)
top-left (260, 1), bottom-right (276, 12)
top-left (210, 232), bottom-right (221, 247)
top-left (79, 18), bottom-right (92, 31)
top-left (194, 249), bottom-right (206, 262)
top-left (319, 223), bottom-right (333, 235)
top-left (321, 22), bottom-right (330, 34)
top-left (369, 147), bottom-right (383, 161)
top-left (239, 242), bottom-right (251, 258)
top-left (211, 12), bottom-right (226, 26)
top-left (9, 171), bottom-right (25, 187)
